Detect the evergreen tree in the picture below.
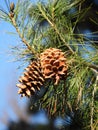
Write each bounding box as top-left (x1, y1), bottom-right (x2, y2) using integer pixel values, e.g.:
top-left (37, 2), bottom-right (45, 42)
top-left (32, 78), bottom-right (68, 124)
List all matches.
top-left (0, 0), bottom-right (98, 130)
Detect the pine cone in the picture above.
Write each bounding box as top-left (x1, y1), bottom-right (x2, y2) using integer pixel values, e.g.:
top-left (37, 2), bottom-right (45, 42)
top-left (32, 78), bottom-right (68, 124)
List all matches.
top-left (40, 48), bottom-right (68, 85)
top-left (17, 61), bottom-right (45, 97)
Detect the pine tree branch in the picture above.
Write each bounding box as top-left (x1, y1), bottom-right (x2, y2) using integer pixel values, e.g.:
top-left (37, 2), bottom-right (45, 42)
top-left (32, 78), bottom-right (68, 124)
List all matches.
top-left (68, 58), bottom-right (98, 74)
top-left (9, 16), bottom-right (37, 56)
top-left (38, 4), bottom-right (74, 54)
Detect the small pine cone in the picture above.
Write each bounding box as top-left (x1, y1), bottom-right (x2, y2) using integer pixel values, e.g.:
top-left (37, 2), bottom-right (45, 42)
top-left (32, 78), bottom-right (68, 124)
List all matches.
top-left (16, 61), bottom-right (45, 97)
top-left (40, 48), bottom-right (68, 85)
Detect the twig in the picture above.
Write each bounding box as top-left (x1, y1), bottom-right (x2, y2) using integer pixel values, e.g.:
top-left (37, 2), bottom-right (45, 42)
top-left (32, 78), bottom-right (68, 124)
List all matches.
top-left (76, 86), bottom-right (83, 109)
top-left (9, 16), bottom-right (37, 56)
top-left (90, 76), bottom-right (98, 130)
top-left (38, 4), bottom-right (74, 54)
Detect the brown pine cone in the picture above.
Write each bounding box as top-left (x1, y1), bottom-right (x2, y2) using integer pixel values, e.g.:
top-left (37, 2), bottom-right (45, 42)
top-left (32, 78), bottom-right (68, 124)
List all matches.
top-left (40, 48), bottom-right (68, 85)
top-left (17, 61), bottom-right (45, 97)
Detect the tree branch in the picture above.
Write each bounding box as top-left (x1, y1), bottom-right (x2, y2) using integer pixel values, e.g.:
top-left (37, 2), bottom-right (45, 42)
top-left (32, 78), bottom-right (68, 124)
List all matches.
top-left (9, 16), bottom-right (37, 56)
top-left (38, 4), bottom-right (74, 54)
